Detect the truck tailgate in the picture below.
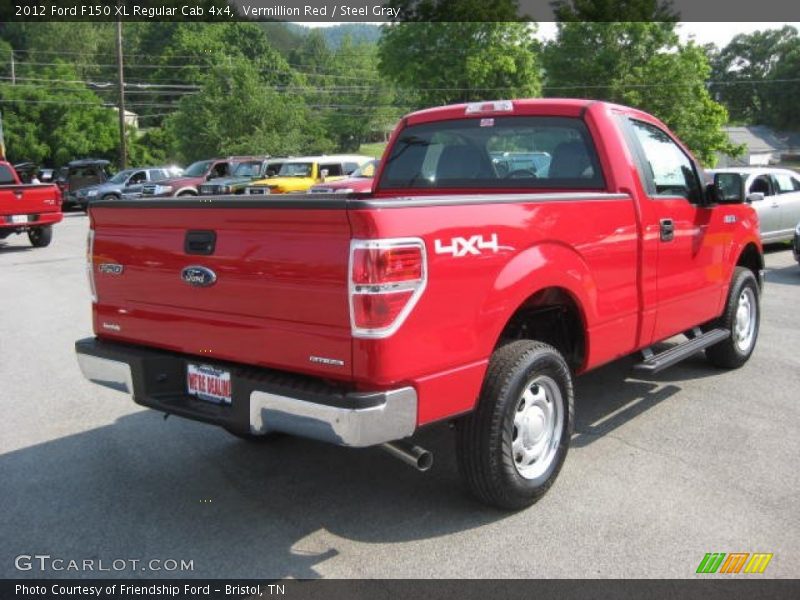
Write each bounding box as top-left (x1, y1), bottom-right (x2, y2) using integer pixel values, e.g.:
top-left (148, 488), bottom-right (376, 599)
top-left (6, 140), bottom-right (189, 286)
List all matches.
top-left (0, 184), bottom-right (60, 216)
top-left (89, 203), bottom-right (353, 380)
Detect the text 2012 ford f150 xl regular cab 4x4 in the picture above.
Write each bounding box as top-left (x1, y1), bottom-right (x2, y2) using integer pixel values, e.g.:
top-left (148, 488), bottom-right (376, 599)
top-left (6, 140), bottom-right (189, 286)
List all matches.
top-left (76, 100), bottom-right (763, 509)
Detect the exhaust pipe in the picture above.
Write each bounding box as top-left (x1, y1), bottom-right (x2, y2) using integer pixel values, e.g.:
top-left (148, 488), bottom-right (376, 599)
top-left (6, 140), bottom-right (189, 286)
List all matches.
top-left (380, 441), bottom-right (433, 472)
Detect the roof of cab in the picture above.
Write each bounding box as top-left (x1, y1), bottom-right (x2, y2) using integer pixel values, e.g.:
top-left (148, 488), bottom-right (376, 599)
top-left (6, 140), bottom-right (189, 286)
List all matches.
top-left (403, 98), bottom-right (597, 126)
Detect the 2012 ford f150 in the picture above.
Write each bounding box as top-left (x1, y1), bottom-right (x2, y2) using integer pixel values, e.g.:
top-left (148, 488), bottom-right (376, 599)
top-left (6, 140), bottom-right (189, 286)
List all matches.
top-left (75, 99), bottom-right (763, 509)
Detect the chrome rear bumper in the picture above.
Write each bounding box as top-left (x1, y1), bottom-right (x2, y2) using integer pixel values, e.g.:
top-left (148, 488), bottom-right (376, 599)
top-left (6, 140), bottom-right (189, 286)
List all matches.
top-left (75, 337), bottom-right (417, 447)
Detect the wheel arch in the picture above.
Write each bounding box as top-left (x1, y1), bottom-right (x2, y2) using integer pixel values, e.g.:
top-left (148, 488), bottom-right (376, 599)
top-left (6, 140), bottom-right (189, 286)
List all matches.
top-left (485, 242), bottom-right (595, 372)
top-left (735, 241), bottom-right (764, 290)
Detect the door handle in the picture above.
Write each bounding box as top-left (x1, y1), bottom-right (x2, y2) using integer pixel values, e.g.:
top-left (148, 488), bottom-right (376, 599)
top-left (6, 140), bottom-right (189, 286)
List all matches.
top-left (659, 218), bottom-right (674, 242)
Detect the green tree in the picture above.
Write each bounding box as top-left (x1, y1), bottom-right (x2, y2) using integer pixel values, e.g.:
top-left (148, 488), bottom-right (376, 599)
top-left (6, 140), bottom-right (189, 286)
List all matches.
top-left (711, 26), bottom-right (800, 128)
top-left (765, 41), bottom-right (800, 130)
top-left (165, 57), bottom-right (329, 162)
top-left (0, 63), bottom-right (118, 165)
top-left (378, 1), bottom-right (541, 107)
top-left (325, 39), bottom-right (402, 152)
top-left (543, 20), bottom-right (739, 165)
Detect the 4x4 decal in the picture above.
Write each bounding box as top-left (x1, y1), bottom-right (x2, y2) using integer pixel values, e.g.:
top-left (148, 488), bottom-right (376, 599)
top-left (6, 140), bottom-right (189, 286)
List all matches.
top-left (434, 234), bottom-right (500, 257)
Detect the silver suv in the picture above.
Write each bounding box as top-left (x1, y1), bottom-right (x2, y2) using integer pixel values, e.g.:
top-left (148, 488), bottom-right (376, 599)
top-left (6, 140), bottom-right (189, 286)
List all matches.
top-left (77, 166), bottom-right (183, 208)
top-left (708, 167), bottom-right (800, 243)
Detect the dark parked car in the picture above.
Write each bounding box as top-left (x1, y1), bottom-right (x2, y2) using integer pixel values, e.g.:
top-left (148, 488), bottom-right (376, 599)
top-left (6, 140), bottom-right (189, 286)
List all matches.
top-left (56, 159), bottom-right (111, 209)
top-left (140, 157), bottom-right (260, 198)
top-left (793, 221), bottom-right (800, 266)
top-left (198, 158), bottom-right (291, 195)
top-left (77, 166), bottom-right (182, 209)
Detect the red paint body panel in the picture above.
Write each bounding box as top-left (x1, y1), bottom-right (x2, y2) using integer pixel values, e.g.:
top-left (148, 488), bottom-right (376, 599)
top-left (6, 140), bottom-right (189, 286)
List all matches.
top-left (89, 207), bottom-right (353, 379)
top-left (0, 161), bottom-right (63, 230)
top-left (88, 101), bottom-right (761, 430)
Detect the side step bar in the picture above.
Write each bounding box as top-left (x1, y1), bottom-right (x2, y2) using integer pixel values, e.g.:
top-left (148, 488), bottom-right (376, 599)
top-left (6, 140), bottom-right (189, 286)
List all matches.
top-left (634, 328), bottom-right (730, 374)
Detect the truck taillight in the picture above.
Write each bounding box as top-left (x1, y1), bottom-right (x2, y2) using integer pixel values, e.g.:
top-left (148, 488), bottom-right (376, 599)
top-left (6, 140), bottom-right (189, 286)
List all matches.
top-left (349, 239), bottom-right (427, 338)
top-left (87, 229), bottom-right (97, 303)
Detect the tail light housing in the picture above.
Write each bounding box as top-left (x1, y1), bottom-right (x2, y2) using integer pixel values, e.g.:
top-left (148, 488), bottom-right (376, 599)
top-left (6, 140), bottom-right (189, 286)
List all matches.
top-left (86, 228), bottom-right (97, 303)
top-left (349, 238), bottom-right (427, 338)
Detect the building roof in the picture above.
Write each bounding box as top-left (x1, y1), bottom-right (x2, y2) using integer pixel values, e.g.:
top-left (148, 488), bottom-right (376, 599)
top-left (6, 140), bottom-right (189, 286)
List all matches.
top-left (724, 125), bottom-right (800, 153)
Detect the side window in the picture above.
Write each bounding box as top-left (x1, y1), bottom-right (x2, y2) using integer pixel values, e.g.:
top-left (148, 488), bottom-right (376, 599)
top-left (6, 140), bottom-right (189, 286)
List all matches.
top-left (344, 162), bottom-right (359, 175)
top-left (630, 119), bottom-right (701, 202)
top-left (771, 173), bottom-right (797, 194)
top-left (749, 175), bottom-right (773, 196)
top-left (0, 165), bottom-right (16, 184)
top-left (320, 163), bottom-right (343, 177)
top-left (129, 171), bottom-right (147, 184)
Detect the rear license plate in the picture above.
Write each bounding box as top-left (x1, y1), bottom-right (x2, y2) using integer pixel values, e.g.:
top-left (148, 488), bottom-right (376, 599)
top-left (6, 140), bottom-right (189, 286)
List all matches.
top-left (187, 363), bottom-right (232, 405)
top-left (10, 215), bottom-right (28, 224)
top-left (249, 188), bottom-right (266, 195)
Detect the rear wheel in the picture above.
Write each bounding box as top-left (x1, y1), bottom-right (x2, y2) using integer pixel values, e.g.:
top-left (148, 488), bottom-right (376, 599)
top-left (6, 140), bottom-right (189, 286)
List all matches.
top-left (28, 225), bottom-right (53, 248)
top-left (456, 340), bottom-right (574, 510)
top-left (705, 267), bottom-right (760, 369)
top-left (177, 191), bottom-right (196, 197)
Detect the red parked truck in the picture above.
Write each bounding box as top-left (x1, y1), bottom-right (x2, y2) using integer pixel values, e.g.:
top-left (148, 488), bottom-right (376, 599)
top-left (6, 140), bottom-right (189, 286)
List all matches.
top-left (76, 100), bottom-right (763, 509)
top-left (0, 160), bottom-right (62, 247)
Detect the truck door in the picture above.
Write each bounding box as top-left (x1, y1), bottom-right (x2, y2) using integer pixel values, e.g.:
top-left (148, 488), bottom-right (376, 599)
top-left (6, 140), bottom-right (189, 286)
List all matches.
top-left (626, 118), bottom-right (725, 343)
top-left (770, 171), bottom-right (800, 238)
top-left (747, 173), bottom-right (781, 241)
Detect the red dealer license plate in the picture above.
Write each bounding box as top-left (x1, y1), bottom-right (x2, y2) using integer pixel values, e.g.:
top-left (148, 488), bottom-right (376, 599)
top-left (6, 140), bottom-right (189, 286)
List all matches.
top-left (187, 363), bottom-right (232, 405)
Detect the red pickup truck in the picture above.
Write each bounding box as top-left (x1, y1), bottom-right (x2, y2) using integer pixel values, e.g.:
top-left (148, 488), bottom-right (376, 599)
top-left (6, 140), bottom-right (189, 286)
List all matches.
top-left (76, 100), bottom-right (763, 509)
top-left (0, 160), bottom-right (62, 247)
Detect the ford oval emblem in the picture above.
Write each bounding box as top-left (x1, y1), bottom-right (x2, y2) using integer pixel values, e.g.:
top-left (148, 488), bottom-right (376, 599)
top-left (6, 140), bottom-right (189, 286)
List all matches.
top-left (181, 266), bottom-right (217, 287)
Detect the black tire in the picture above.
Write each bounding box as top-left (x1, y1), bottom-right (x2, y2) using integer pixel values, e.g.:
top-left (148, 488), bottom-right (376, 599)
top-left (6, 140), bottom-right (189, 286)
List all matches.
top-left (705, 267), bottom-right (760, 369)
top-left (28, 225), bottom-right (53, 248)
top-left (101, 194), bottom-right (118, 202)
top-left (456, 340), bottom-right (574, 510)
top-left (177, 191), bottom-right (196, 197)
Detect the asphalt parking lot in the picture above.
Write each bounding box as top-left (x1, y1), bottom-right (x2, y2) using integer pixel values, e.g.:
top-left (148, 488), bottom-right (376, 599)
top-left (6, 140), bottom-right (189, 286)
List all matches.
top-left (1, 213), bottom-right (798, 579)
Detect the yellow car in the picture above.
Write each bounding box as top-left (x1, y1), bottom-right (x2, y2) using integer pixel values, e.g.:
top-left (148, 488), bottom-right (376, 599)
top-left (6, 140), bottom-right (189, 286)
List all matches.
top-left (245, 155), bottom-right (373, 195)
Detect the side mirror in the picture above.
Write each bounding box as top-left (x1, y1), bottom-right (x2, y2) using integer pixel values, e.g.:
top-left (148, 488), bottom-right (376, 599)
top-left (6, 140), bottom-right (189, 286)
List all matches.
top-left (746, 192), bottom-right (764, 203)
top-left (713, 172), bottom-right (746, 204)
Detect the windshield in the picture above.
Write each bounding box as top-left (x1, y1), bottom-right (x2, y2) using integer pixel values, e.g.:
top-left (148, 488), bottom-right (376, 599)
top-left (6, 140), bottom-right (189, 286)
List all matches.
top-left (233, 161), bottom-right (263, 177)
top-left (278, 163), bottom-right (313, 177)
top-left (379, 117), bottom-right (604, 190)
top-left (108, 170), bottom-right (133, 184)
top-left (184, 160), bottom-right (213, 177)
top-left (351, 160), bottom-right (378, 178)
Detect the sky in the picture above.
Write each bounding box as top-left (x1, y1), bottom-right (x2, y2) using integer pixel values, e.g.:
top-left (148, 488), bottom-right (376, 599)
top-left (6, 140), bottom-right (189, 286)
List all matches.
top-left (300, 22), bottom-right (800, 48)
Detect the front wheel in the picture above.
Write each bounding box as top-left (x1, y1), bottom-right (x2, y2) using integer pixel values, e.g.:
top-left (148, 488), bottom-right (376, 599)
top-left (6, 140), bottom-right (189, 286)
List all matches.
top-left (28, 225), bottom-right (53, 248)
top-left (705, 267), bottom-right (760, 369)
top-left (456, 340), bottom-right (574, 510)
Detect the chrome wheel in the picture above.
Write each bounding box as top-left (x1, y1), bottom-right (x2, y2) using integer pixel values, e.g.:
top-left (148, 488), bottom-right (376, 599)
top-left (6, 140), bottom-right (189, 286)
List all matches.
top-left (733, 287), bottom-right (757, 353)
top-left (512, 375), bottom-right (564, 482)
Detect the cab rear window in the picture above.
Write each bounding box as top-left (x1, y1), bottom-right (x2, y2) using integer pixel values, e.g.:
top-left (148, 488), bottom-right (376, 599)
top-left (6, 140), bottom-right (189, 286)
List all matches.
top-left (0, 165), bottom-right (16, 184)
top-left (379, 116), bottom-right (605, 191)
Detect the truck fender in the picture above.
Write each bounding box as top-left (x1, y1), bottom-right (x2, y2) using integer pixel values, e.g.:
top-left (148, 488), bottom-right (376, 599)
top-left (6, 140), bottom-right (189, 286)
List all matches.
top-left (482, 241), bottom-right (596, 356)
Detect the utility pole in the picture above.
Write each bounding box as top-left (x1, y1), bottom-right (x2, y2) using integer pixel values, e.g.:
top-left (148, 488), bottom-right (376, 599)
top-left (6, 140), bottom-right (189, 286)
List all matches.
top-left (10, 51), bottom-right (15, 85)
top-left (115, 18), bottom-right (127, 169)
